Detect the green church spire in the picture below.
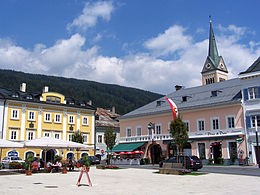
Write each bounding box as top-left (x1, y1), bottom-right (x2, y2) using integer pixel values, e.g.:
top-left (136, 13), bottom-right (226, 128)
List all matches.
top-left (208, 20), bottom-right (220, 67)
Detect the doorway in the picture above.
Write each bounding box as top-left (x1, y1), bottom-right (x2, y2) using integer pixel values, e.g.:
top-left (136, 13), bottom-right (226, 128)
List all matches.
top-left (211, 142), bottom-right (222, 164)
top-left (168, 144), bottom-right (177, 158)
top-left (150, 144), bottom-right (162, 164)
top-left (42, 149), bottom-right (56, 163)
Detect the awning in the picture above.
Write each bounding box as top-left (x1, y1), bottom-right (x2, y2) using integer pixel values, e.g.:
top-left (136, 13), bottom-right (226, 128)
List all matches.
top-left (111, 142), bottom-right (146, 152)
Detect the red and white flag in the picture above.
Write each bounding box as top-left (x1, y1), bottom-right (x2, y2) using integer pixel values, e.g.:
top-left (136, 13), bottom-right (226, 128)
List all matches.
top-left (165, 97), bottom-right (178, 120)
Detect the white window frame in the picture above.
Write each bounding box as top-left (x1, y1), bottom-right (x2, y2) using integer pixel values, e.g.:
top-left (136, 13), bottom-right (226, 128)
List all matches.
top-left (197, 119), bottom-right (205, 131)
top-left (248, 87), bottom-right (258, 100)
top-left (184, 120), bottom-right (190, 132)
top-left (68, 133), bottom-right (73, 141)
top-left (54, 113), bottom-right (61, 123)
top-left (155, 124), bottom-right (162, 135)
top-left (54, 133), bottom-right (61, 139)
top-left (44, 112), bottom-right (51, 122)
top-left (11, 109), bottom-right (19, 120)
top-left (28, 111), bottom-right (36, 121)
top-left (68, 115), bottom-right (75, 124)
top-left (211, 117), bottom-right (220, 130)
top-left (251, 116), bottom-right (260, 128)
top-left (9, 130), bottom-right (18, 140)
top-left (226, 115), bottom-right (235, 129)
top-left (27, 131), bottom-right (35, 140)
top-left (82, 116), bottom-right (88, 126)
top-left (227, 141), bottom-right (237, 159)
top-left (197, 142), bottom-right (206, 159)
top-left (126, 127), bottom-right (131, 137)
top-left (83, 135), bottom-right (88, 143)
top-left (97, 135), bottom-right (103, 143)
top-left (44, 132), bottom-right (50, 137)
top-left (136, 126), bottom-right (142, 136)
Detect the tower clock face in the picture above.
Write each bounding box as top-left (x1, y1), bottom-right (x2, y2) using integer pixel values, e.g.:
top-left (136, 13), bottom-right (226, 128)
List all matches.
top-left (220, 64), bottom-right (224, 69)
top-left (206, 63), bottom-right (211, 69)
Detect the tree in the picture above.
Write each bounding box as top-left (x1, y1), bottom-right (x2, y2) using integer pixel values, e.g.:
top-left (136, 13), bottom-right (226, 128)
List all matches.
top-left (169, 116), bottom-right (189, 155)
top-left (104, 126), bottom-right (117, 165)
top-left (72, 130), bottom-right (83, 143)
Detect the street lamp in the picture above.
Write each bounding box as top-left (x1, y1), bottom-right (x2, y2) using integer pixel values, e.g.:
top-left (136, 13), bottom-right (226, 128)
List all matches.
top-left (148, 122), bottom-right (155, 166)
top-left (254, 116), bottom-right (260, 168)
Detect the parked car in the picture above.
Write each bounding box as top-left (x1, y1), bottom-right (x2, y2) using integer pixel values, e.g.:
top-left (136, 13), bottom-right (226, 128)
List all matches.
top-left (1, 156), bottom-right (25, 168)
top-left (77, 156), bottom-right (100, 166)
top-left (159, 155), bottom-right (203, 171)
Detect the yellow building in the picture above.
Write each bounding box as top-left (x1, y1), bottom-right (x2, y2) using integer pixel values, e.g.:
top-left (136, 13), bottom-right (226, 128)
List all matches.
top-left (0, 83), bottom-right (95, 161)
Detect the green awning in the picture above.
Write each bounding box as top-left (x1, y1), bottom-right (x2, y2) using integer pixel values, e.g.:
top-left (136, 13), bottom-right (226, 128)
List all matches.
top-left (111, 142), bottom-right (146, 152)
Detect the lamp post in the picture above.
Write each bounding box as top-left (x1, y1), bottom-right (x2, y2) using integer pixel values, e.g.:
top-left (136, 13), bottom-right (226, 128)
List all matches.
top-left (255, 116), bottom-right (260, 168)
top-left (148, 122), bottom-right (155, 166)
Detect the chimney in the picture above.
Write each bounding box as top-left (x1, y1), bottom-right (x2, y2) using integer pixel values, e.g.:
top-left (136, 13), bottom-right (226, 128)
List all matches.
top-left (20, 83), bottom-right (26, 92)
top-left (175, 85), bottom-right (183, 91)
top-left (87, 100), bottom-right (92, 106)
top-left (112, 106), bottom-right (115, 114)
top-left (43, 86), bottom-right (49, 93)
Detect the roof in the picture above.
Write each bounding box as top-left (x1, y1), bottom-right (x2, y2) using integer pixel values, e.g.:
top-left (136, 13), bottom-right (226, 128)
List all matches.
top-left (240, 57), bottom-right (260, 75)
top-left (0, 87), bottom-right (95, 111)
top-left (95, 108), bottom-right (120, 127)
top-left (120, 78), bottom-right (241, 119)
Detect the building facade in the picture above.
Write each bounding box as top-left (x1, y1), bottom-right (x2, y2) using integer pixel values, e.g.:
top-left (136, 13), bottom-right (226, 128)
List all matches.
top-left (95, 107), bottom-right (120, 160)
top-left (239, 57), bottom-right (260, 164)
top-left (118, 21), bottom-right (251, 165)
top-left (0, 84), bottom-right (95, 161)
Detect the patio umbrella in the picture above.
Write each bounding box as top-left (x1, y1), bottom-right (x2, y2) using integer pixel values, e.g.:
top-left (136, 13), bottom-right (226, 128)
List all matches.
top-left (24, 137), bottom-right (91, 166)
top-left (0, 139), bottom-right (24, 148)
top-left (126, 151), bottom-right (134, 155)
top-left (119, 152), bottom-right (127, 155)
top-left (134, 150), bottom-right (144, 154)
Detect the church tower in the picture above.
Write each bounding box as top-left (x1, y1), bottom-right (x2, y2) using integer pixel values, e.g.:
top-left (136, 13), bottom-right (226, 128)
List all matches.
top-left (201, 20), bottom-right (228, 85)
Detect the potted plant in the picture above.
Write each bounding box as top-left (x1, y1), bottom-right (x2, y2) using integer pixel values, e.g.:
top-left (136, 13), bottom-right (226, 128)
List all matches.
top-left (230, 152), bottom-right (237, 164)
top-left (25, 154), bottom-right (34, 175)
top-left (82, 155), bottom-right (91, 172)
top-left (208, 158), bottom-right (214, 164)
top-left (0, 162), bottom-right (2, 169)
top-left (61, 159), bottom-right (69, 174)
top-left (218, 157), bottom-right (224, 165)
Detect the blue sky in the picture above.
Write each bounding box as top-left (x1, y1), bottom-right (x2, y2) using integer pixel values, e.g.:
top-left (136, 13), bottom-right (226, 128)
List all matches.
top-left (0, 0), bottom-right (259, 94)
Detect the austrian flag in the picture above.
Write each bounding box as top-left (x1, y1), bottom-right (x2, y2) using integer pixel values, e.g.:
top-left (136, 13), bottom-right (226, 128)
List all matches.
top-left (165, 97), bottom-right (178, 120)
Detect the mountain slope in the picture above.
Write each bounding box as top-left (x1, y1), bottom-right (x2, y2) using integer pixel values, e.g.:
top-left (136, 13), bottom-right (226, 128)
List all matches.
top-left (0, 69), bottom-right (163, 114)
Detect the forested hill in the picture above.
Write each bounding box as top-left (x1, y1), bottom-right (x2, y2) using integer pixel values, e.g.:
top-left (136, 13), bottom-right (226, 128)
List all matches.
top-left (0, 69), bottom-right (163, 115)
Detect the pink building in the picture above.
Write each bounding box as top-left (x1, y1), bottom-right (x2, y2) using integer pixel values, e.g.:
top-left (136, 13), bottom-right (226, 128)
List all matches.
top-left (117, 21), bottom-right (248, 165)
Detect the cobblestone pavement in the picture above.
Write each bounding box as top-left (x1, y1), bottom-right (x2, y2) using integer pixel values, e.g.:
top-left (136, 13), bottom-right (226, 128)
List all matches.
top-left (1, 167), bottom-right (260, 195)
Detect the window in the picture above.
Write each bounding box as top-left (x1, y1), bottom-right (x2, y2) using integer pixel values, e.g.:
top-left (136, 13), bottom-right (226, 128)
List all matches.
top-left (10, 130), bottom-right (18, 140)
top-left (98, 135), bottom-right (102, 143)
top-left (136, 127), bottom-right (141, 136)
top-left (44, 113), bottom-right (51, 122)
top-left (54, 114), bottom-right (61, 123)
top-left (46, 96), bottom-right (61, 104)
top-left (82, 117), bottom-right (88, 125)
top-left (226, 116), bottom-right (235, 129)
top-left (126, 128), bottom-right (131, 137)
top-left (44, 132), bottom-right (50, 137)
top-left (27, 131), bottom-right (34, 140)
top-left (54, 133), bottom-right (60, 139)
top-left (68, 133), bottom-right (73, 141)
top-left (28, 111), bottom-right (35, 121)
top-left (184, 121), bottom-right (190, 132)
top-left (68, 115), bottom-right (75, 124)
top-left (248, 87), bottom-right (258, 100)
top-left (252, 116), bottom-right (260, 128)
top-left (211, 117), bottom-right (219, 130)
top-left (155, 124), bottom-right (161, 135)
top-left (83, 135), bottom-right (88, 143)
top-left (198, 143), bottom-right (206, 159)
top-left (228, 142), bottom-right (237, 159)
top-left (148, 127), bottom-right (152, 136)
top-left (11, 109), bottom-right (19, 120)
top-left (197, 119), bottom-right (205, 131)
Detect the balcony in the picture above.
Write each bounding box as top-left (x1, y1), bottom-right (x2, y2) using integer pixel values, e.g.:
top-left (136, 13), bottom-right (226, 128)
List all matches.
top-left (119, 134), bottom-right (172, 143)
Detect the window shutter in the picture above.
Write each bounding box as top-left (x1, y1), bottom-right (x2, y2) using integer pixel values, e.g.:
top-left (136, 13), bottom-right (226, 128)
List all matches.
top-left (258, 87), bottom-right (260, 98)
top-left (246, 116), bottom-right (251, 129)
top-left (243, 89), bottom-right (248, 101)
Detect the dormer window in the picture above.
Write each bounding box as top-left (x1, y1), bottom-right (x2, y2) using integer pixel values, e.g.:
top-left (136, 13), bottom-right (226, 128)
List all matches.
top-left (46, 96), bottom-right (61, 104)
top-left (156, 100), bottom-right (165, 107)
top-left (26, 95), bottom-right (33, 100)
top-left (211, 90), bottom-right (222, 97)
top-left (12, 93), bottom-right (19, 98)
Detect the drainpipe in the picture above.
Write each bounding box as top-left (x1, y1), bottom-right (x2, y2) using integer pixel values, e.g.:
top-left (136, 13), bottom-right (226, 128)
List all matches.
top-left (241, 94), bottom-right (249, 165)
top-left (0, 99), bottom-right (6, 161)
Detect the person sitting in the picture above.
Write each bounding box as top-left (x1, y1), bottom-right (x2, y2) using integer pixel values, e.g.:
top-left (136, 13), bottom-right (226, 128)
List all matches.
top-left (32, 160), bottom-right (38, 172)
top-left (46, 160), bottom-right (53, 172)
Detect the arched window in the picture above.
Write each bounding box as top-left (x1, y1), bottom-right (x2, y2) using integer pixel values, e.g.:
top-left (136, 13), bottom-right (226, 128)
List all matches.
top-left (25, 151), bottom-right (35, 159)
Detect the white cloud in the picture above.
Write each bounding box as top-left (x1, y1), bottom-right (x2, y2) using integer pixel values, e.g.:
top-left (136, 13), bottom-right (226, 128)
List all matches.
top-left (0, 24), bottom-right (259, 95)
top-left (67, 1), bottom-right (114, 32)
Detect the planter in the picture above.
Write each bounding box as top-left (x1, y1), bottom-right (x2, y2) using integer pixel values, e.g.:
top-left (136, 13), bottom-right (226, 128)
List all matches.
top-left (76, 163), bottom-right (81, 168)
top-left (62, 168), bottom-right (67, 174)
top-left (26, 170), bottom-right (32, 176)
